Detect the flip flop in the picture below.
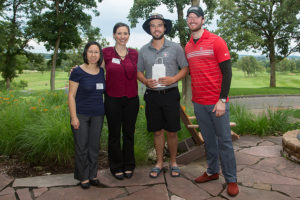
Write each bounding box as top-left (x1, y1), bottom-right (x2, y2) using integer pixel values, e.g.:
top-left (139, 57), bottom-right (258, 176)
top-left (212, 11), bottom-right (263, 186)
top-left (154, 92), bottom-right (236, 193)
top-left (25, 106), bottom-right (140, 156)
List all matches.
top-left (170, 166), bottom-right (180, 177)
top-left (149, 167), bottom-right (162, 178)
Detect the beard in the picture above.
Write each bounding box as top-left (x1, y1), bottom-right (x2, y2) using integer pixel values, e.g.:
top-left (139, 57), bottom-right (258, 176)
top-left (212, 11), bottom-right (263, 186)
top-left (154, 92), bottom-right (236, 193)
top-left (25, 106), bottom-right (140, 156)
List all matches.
top-left (189, 23), bottom-right (202, 33)
top-left (152, 33), bottom-right (165, 40)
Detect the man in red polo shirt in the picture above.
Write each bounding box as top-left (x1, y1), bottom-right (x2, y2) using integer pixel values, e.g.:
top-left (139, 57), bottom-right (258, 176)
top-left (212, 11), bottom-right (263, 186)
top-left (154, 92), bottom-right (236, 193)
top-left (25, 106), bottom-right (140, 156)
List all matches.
top-left (185, 6), bottom-right (239, 196)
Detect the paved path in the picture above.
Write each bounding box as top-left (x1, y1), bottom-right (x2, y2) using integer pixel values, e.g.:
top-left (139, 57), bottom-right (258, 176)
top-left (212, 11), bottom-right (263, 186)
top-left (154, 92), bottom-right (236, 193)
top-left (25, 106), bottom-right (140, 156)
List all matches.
top-left (1, 134), bottom-right (300, 200)
top-left (230, 95), bottom-right (300, 110)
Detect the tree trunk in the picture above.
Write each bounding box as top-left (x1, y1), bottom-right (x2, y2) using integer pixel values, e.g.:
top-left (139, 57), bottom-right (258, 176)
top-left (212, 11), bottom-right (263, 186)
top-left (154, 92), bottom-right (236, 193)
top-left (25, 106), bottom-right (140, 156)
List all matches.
top-left (50, 28), bottom-right (62, 91)
top-left (175, 2), bottom-right (186, 48)
top-left (5, 78), bottom-right (10, 90)
top-left (181, 0), bottom-right (200, 105)
top-left (175, 1), bottom-right (193, 105)
top-left (182, 75), bottom-right (193, 105)
top-left (269, 58), bottom-right (276, 88)
top-left (191, 0), bottom-right (200, 6)
top-left (3, 1), bottom-right (17, 90)
top-left (269, 40), bottom-right (276, 88)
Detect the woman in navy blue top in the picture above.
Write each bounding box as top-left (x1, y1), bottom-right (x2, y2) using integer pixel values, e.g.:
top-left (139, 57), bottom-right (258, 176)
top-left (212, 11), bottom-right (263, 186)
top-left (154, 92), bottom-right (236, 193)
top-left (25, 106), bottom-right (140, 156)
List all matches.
top-left (68, 41), bottom-right (105, 189)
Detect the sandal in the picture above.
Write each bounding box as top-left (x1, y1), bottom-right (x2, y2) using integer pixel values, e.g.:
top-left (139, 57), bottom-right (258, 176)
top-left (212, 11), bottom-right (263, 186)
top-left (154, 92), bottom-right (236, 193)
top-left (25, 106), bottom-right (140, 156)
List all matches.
top-left (149, 167), bottom-right (162, 178)
top-left (170, 166), bottom-right (180, 177)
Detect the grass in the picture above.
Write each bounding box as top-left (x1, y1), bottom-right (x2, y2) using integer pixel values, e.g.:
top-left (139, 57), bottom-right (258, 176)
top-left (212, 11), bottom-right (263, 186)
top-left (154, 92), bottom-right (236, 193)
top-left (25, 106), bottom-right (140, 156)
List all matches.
top-left (231, 69), bottom-right (300, 88)
top-left (229, 69), bottom-right (300, 96)
top-left (291, 109), bottom-right (300, 118)
top-left (1, 68), bottom-right (300, 95)
top-left (0, 90), bottom-right (164, 166)
top-left (0, 90), bottom-right (73, 166)
top-left (0, 68), bottom-right (299, 167)
top-left (0, 70), bottom-right (69, 91)
top-left (229, 104), bottom-right (299, 136)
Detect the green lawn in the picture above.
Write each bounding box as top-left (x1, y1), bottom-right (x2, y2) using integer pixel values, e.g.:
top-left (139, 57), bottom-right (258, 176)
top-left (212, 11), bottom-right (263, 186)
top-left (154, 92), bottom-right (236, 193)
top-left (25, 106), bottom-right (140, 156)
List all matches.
top-left (231, 68), bottom-right (300, 88)
top-left (229, 69), bottom-right (300, 96)
top-left (2, 68), bottom-right (300, 95)
top-left (4, 70), bottom-right (69, 90)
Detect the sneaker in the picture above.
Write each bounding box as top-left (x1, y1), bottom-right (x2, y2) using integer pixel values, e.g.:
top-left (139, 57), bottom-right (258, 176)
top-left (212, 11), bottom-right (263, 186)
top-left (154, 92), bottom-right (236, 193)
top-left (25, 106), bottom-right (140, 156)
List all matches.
top-left (194, 172), bottom-right (219, 183)
top-left (227, 182), bottom-right (239, 196)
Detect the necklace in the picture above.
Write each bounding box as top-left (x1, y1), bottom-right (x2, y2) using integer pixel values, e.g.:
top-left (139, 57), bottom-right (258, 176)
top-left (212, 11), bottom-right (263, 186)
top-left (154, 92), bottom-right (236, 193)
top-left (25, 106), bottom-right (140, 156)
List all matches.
top-left (114, 46), bottom-right (128, 59)
top-left (113, 47), bottom-right (135, 80)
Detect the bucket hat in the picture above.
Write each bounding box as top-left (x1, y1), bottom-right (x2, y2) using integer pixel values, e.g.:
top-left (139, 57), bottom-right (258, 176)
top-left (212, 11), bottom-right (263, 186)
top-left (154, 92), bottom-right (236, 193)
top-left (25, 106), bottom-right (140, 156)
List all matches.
top-left (142, 13), bottom-right (172, 35)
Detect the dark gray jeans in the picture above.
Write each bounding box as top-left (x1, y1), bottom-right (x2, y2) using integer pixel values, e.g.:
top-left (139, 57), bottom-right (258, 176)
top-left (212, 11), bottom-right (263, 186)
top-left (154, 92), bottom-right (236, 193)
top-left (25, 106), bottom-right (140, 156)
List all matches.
top-left (193, 102), bottom-right (237, 183)
top-left (71, 114), bottom-right (104, 181)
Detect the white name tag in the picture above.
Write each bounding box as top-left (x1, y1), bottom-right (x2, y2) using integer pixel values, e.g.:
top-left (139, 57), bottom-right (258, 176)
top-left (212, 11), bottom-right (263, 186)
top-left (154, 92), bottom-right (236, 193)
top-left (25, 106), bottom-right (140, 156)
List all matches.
top-left (112, 58), bottom-right (120, 64)
top-left (96, 83), bottom-right (104, 90)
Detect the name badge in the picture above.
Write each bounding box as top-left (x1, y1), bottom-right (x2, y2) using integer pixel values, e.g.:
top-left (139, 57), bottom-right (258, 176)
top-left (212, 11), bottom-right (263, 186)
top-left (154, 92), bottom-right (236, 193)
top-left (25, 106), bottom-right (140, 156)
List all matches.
top-left (112, 58), bottom-right (120, 64)
top-left (96, 83), bottom-right (104, 90)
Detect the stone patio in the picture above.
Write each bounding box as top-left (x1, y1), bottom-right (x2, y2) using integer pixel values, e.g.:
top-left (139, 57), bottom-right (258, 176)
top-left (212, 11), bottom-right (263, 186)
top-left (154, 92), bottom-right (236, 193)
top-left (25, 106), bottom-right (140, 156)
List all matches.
top-left (1, 135), bottom-right (300, 200)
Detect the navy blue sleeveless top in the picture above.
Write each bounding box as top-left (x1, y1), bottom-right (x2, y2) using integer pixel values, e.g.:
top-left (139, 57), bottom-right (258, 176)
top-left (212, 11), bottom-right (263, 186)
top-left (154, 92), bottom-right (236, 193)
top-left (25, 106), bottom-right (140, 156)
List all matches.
top-left (69, 66), bottom-right (105, 116)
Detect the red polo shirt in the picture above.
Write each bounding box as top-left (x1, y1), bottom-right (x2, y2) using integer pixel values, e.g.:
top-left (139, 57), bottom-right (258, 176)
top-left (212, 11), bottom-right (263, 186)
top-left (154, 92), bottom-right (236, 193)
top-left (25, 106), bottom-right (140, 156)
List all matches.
top-left (103, 47), bottom-right (138, 98)
top-left (185, 29), bottom-right (231, 105)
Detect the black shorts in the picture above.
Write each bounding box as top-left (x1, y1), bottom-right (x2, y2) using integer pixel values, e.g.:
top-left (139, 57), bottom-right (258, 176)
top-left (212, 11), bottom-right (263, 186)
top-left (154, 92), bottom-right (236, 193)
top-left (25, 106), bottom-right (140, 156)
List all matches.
top-left (143, 87), bottom-right (181, 132)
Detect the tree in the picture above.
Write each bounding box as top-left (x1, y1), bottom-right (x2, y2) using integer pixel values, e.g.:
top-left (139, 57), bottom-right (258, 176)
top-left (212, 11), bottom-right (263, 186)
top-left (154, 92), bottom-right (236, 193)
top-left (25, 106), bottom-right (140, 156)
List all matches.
top-left (237, 56), bottom-right (264, 77)
top-left (128, 0), bottom-right (217, 105)
top-left (294, 59), bottom-right (300, 71)
top-left (216, 0), bottom-right (300, 87)
top-left (28, 0), bottom-right (103, 90)
top-left (62, 26), bottom-right (109, 74)
top-left (277, 58), bottom-right (296, 72)
top-left (0, 0), bottom-right (40, 89)
top-left (26, 53), bottom-right (46, 73)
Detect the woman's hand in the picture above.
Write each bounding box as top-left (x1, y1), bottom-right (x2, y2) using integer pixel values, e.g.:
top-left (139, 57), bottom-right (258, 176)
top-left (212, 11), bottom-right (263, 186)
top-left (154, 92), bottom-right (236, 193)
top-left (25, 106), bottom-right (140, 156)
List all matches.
top-left (71, 117), bottom-right (80, 129)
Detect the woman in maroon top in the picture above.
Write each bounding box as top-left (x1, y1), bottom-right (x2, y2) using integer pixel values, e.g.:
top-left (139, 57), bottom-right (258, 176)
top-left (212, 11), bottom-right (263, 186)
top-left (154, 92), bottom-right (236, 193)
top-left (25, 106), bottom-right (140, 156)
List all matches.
top-left (103, 22), bottom-right (139, 180)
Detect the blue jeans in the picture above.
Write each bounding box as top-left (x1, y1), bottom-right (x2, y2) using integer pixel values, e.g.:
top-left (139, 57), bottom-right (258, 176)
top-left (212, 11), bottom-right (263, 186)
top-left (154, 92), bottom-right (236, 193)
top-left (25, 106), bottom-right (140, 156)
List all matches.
top-left (193, 102), bottom-right (237, 183)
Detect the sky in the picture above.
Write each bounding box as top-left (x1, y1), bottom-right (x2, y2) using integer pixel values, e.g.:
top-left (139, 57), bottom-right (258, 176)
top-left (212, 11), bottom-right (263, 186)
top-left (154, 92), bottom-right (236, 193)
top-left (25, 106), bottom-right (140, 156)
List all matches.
top-left (29, 0), bottom-right (197, 53)
top-left (28, 0), bottom-right (299, 56)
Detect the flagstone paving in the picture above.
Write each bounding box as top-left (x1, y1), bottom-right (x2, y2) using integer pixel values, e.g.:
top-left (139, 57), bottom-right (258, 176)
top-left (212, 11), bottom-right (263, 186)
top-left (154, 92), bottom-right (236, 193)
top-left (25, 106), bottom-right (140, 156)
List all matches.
top-left (1, 134), bottom-right (300, 200)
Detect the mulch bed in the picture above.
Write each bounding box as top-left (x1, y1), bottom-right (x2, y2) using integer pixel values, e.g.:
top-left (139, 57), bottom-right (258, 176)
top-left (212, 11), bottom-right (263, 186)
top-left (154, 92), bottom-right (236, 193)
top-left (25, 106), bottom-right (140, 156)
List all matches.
top-left (0, 150), bottom-right (109, 178)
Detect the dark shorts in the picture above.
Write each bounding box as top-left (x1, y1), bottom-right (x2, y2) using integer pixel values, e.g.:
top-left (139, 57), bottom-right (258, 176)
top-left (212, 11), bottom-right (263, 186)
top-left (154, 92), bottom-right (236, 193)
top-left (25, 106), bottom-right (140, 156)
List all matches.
top-left (143, 87), bottom-right (181, 132)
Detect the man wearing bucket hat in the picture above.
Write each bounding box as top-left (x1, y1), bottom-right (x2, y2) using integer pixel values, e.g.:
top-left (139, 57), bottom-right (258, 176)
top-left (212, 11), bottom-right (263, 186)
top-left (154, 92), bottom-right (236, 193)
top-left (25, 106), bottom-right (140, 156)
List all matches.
top-left (184, 6), bottom-right (239, 196)
top-left (137, 13), bottom-right (188, 178)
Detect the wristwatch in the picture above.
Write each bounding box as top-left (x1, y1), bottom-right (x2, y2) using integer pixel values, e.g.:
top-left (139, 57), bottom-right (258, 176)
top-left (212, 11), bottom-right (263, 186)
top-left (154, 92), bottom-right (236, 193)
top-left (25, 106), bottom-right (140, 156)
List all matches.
top-left (220, 98), bottom-right (227, 103)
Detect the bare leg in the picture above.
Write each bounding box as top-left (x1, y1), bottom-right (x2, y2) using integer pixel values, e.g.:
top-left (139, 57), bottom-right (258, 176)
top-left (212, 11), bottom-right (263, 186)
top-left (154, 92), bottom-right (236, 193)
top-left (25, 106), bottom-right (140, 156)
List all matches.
top-left (150, 129), bottom-right (165, 177)
top-left (167, 131), bottom-right (178, 176)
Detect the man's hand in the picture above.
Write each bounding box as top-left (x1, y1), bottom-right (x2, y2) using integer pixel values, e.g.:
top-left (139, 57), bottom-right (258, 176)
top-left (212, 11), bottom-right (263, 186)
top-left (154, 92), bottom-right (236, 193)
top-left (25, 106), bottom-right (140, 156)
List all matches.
top-left (158, 76), bottom-right (175, 86)
top-left (70, 66), bottom-right (77, 73)
top-left (145, 79), bottom-right (158, 88)
top-left (212, 100), bottom-right (226, 117)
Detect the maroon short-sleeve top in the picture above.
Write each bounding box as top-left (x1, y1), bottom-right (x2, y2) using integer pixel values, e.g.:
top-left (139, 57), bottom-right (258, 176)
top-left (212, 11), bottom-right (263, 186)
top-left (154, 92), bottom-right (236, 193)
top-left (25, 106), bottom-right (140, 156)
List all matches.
top-left (103, 47), bottom-right (138, 98)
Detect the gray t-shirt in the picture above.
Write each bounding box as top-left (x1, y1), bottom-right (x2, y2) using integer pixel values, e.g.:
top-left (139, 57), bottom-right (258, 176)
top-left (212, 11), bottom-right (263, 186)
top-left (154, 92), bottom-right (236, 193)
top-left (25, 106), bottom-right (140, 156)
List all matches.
top-left (137, 39), bottom-right (188, 90)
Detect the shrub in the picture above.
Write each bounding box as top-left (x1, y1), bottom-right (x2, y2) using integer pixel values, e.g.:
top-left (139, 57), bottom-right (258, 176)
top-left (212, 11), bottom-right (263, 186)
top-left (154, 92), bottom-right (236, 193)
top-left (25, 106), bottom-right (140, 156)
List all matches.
top-left (1, 90), bottom-right (298, 167)
top-left (230, 104), bottom-right (297, 136)
top-left (12, 80), bottom-right (28, 89)
top-left (15, 102), bottom-right (73, 166)
top-left (0, 92), bottom-right (34, 154)
top-left (0, 90), bottom-right (73, 166)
